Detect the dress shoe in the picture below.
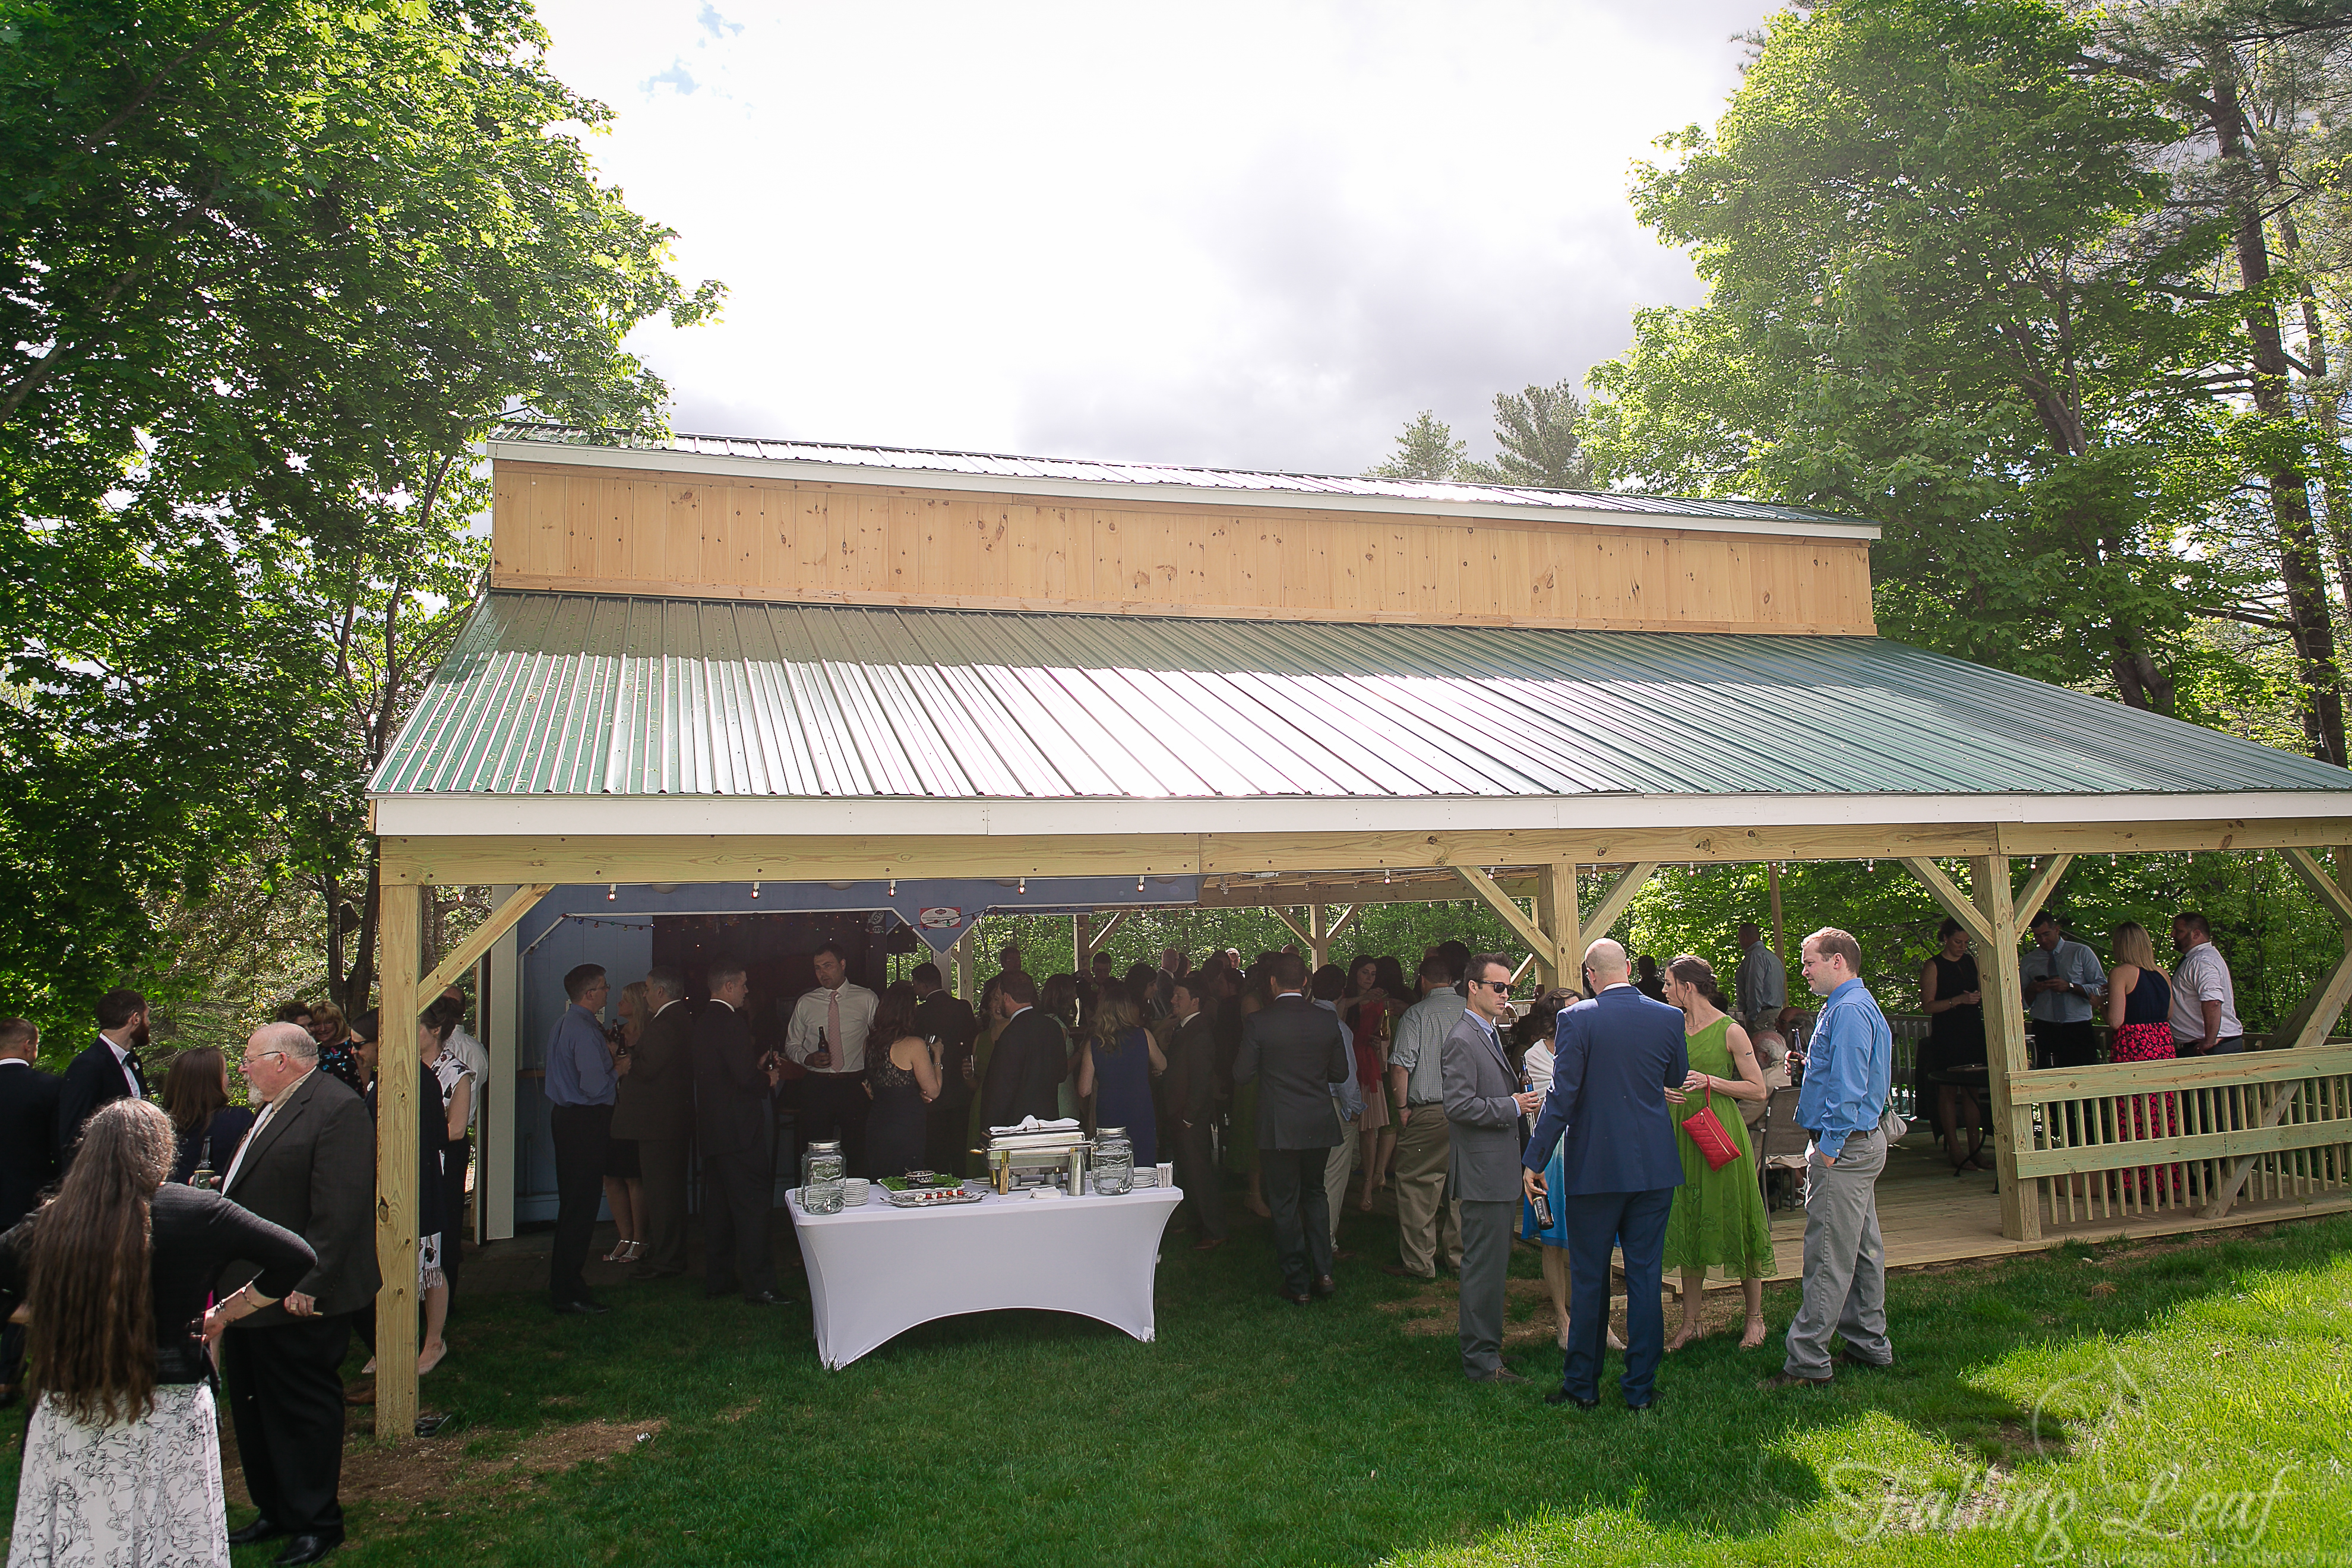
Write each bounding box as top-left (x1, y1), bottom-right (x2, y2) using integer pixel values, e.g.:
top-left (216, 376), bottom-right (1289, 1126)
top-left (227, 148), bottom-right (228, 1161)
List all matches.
top-left (227, 1518), bottom-right (287, 1547)
top-left (1311, 1275), bottom-right (1337, 1299)
top-left (1544, 1388), bottom-right (1599, 1409)
top-left (1380, 1263), bottom-right (1434, 1281)
top-left (741, 1291), bottom-right (790, 1306)
top-left (271, 1528), bottom-right (344, 1564)
top-left (1762, 1371), bottom-right (1832, 1389)
top-left (1625, 1394), bottom-right (1660, 1411)
top-left (628, 1264), bottom-right (684, 1282)
top-left (1471, 1366), bottom-right (1529, 1384)
top-left (1191, 1236), bottom-right (1226, 1253)
top-left (1330, 1247), bottom-right (1357, 1261)
top-left (1837, 1349), bottom-right (1893, 1371)
top-left (1275, 1287), bottom-right (1312, 1305)
top-left (551, 1298), bottom-right (609, 1317)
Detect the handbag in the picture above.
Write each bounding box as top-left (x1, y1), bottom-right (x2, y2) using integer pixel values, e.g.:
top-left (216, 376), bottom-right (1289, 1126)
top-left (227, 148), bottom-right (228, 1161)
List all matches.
top-left (1680, 1086), bottom-right (1743, 1171)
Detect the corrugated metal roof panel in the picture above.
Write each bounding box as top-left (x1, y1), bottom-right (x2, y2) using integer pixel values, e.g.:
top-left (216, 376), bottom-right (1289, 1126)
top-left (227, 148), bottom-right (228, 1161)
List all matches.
top-left (493, 421), bottom-right (1868, 527)
top-left (369, 593), bottom-right (2352, 801)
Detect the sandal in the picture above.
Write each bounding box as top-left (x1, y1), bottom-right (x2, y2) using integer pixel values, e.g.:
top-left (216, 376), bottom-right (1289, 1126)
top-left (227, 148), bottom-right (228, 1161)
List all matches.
top-left (602, 1239), bottom-right (636, 1263)
top-left (621, 1241), bottom-right (644, 1263)
top-left (1739, 1315), bottom-right (1768, 1351)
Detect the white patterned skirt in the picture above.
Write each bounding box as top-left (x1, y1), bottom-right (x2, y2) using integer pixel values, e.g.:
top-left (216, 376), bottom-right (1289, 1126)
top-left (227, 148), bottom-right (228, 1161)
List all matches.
top-left (7, 1382), bottom-right (229, 1568)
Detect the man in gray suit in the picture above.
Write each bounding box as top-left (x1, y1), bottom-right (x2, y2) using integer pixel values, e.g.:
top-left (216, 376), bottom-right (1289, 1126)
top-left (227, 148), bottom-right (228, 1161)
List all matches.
top-left (1234, 953), bottom-right (1351, 1304)
top-left (1445, 953), bottom-right (1544, 1383)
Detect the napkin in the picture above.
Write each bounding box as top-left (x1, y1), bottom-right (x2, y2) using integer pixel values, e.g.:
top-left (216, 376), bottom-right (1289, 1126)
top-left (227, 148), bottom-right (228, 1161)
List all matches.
top-left (987, 1117), bottom-right (1082, 1136)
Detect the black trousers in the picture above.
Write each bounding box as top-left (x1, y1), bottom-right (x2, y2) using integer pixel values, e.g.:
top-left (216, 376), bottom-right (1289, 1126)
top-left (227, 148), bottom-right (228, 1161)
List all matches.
top-left (797, 1073), bottom-right (871, 1177)
top-left (442, 1134), bottom-right (472, 1289)
top-left (637, 1134), bottom-right (692, 1274)
top-left (2032, 1019), bottom-right (2100, 1071)
top-left (224, 1314), bottom-right (352, 1534)
top-left (1169, 1120), bottom-right (1226, 1240)
top-left (1260, 1146), bottom-right (1333, 1293)
top-left (548, 1102), bottom-right (612, 1305)
top-left (925, 1091), bottom-right (972, 1176)
top-left (701, 1146), bottom-right (775, 1298)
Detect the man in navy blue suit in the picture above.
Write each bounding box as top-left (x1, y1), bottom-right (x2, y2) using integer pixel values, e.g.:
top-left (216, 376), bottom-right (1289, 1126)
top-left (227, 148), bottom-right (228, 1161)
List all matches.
top-left (1523, 938), bottom-right (1689, 1411)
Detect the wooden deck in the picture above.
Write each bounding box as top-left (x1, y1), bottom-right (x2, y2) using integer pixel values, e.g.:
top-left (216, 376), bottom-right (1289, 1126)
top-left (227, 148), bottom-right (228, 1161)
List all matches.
top-left (1737, 1131), bottom-right (2352, 1287)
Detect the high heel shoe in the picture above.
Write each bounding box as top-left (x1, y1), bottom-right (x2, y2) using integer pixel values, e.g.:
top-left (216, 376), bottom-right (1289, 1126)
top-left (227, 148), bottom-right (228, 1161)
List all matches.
top-left (602, 1240), bottom-right (632, 1263)
top-left (620, 1241), bottom-right (644, 1263)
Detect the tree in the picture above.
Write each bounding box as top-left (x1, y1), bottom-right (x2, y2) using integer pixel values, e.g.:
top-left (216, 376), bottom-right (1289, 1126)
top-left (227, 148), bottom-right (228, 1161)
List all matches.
top-left (1365, 410), bottom-right (1470, 479)
top-left (1585, 0), bottom-right (2257, 710)
top-left (0, 0), bottom-right (721, 1046)
top-left (1466, 381), bottom-right (1595, 489)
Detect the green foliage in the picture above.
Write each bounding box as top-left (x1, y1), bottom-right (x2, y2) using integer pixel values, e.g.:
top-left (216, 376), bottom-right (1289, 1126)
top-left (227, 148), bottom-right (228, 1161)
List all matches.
top-left (1463, 380), bottom-right (1594, 489)
top-left (0, 0), bottom-right (719, 1043)
top-left (1364, 410), bottom-right (1469, 480)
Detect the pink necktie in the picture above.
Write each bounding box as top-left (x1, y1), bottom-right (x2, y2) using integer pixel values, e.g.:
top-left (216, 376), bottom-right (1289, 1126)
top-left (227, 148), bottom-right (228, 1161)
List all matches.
top-left (828, 990), bottom-right (843, 1071)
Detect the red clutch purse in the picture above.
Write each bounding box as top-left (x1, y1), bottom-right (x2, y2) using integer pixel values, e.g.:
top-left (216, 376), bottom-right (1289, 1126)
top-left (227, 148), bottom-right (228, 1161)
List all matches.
top-left (1681, 1086), bottom-right (1743, 1171)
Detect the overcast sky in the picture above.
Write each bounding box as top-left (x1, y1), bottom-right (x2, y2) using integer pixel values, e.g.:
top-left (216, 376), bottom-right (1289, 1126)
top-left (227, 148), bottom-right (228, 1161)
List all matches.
top-left (534, 1), bottom-right (1772, 476)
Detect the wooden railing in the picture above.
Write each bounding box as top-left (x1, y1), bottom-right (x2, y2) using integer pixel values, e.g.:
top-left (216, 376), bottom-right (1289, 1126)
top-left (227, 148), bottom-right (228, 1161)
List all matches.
top-left (2009, 1045), bottom-right (2352, 1227)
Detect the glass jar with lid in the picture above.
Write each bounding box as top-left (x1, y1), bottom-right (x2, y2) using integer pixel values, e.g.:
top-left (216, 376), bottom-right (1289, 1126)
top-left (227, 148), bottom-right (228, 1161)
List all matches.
top-left (801, 1140), bottom-right (844, 1189)
top-left (801, 1141), bottom-right (846, 1213)
top-left (1092, 1126), bottom-right (1134, 1195)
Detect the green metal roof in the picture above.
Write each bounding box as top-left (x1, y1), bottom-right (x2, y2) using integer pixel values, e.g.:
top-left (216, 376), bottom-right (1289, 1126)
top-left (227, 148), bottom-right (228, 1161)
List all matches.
top-left (369, 593), bottom-right (2352, 801)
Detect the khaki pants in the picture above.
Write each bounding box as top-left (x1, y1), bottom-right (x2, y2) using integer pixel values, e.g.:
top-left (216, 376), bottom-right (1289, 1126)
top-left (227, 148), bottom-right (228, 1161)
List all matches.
top-left (1391, 1105), bottom-right (1460, 1276)
top-left (1323, 1102), bottom-right (1359, 1250)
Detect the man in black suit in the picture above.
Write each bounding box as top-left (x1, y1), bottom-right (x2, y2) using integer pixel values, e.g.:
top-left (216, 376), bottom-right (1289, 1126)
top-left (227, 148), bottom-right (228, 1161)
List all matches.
top-left (979, 972), bottom-right (1063, 1127)
top-left (218, 1022), bottom-right (380, 1566)
top-left (1161, 976), bottom-right (1226, 1251)
top-left (912, 960), bottom-right (978, 1173)
top-left (694, 963), bottom-right (786, 1305)
top-left (0, 1016), bottom-right (61, 1402)
top-left (615, 966), bottom-right (695, 1281)
top-left (1235, 953), bottom-right (1351, 1304)
top-left (56, 985), bottom-right (151, 1162)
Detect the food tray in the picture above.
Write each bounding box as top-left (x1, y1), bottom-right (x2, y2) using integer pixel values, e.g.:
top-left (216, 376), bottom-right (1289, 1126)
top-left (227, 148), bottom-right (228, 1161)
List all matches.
top-left (883, 1186), bottom-right (985, 1208)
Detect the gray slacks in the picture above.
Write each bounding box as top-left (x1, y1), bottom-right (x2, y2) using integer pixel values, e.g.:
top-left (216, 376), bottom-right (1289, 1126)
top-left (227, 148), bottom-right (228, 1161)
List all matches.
top-left (1456, 1197), bottom-right (1516, 1377)
top-left (1783, 1128), bottom-right (1892, 1378)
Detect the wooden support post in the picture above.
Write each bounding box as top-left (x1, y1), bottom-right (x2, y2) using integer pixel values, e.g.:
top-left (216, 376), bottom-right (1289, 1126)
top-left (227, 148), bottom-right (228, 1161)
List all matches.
top-left (1900, 858), bottom-right (1994, 947)
top-left (375, 881), bottom-right (422, 1439)
top-left (416, 883), bottom-right (553, 1011)
top-left (1324, 904), bottom-right (1362, 952)
top-left (1768, 861), bottom-right (1785, 962)
top-left (2267, 848), bottom-right (2352, 1051)
top-left (953, 928), bottom-right (976, 1001)
top-left (2010, 855), bottom-right (2075, 931)
top-left (1074, 913), bottom-right (1093, 973)
top-left (1535, 862), bottom-right (1576, 989)
top-left (1307, 904), bottom-right (1327, 971)
top-left (1578, 862), bottom-right (1659, 951)
top-left (1268, 905), bottom-right (1314, 952)
top-left (1970, 855), bottom-right (2040, 1243)
top-left (1452, 865), bottom-right (1554, 969)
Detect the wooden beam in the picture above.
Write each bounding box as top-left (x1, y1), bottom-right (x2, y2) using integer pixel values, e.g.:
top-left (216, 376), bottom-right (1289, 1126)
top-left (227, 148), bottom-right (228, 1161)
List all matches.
top-left (1093, 909), bottom-right (1130, 952)
top-left (2202, 1080), bottom-right (2313, 1220)
top-left (1900, 858), bottom-right (1994, 948)
top-left (2009, 854), bottom-right (2075, 932)
top-left (1534, 862), bottom-right (1575, 990)
top-left (2284, 848), bottom-right (2352, 930)
top-left (416, 884), bottom-right (553, 1009)
top-left (1073, 913), bottom-right (1092, 972)
top-left (1267, 905), bottom-right (1314, 950)
top-left (1307, 904), bottom-right (1328, 971)
top-left (1767, 861), bottom-right (1784, 962)
top-left (1452, 864), bottom-right (1553, 966)
top-left (375, 882), bottom-right (422, 1440)
top-left (1324, 904), bottom-right (1362, 949)
top-left (1971, 855), bottom-right (2038, 1243)
top-left (953, 928), bottom-right (976, 1002)
top-left (1578, 862), bottom-right (1659, 950)
top-left (2007, 1042), bottom-right (2352, 1103)
top-left (1510, 953), bottom-right (1539, 986)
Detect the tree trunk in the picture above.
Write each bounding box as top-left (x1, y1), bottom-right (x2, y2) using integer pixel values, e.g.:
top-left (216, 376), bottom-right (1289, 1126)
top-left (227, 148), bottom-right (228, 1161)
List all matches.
top-left (348, 838), bottom-right (383, 1015)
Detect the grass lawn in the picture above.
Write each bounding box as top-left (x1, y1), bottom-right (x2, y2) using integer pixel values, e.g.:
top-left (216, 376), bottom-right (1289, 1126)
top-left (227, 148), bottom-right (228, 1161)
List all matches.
top-left (7, 1200), bottom-right (2351, 1567)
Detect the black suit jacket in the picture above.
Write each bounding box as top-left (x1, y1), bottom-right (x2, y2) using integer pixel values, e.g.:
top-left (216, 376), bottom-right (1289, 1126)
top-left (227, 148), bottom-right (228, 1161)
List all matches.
top-left (980, 1007), bottom-right (1066, 1128)
top-left (1160, 1012), bottom-right (1218, 1128)
top-left (56, 1038), bottom-right (143, 1162)
top-left (612, 1000), bottom-right (695, 1141)
top-left (1234, 994), bottom-right (1348, 1150)
top-left (220, 1068), bottom-right (381, 1323)
top-left (0, 1063), bottom-right (63, 1229)
top-left (915, 991), bottom-right (979, 1101)
top-left (692, 1000), bottom-right (770, 1159)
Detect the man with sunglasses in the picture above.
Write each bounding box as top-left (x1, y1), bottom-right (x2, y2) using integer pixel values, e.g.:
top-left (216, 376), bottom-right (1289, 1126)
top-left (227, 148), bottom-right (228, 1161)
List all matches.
top-left (1444, 955), bottom-right (1545, 1383)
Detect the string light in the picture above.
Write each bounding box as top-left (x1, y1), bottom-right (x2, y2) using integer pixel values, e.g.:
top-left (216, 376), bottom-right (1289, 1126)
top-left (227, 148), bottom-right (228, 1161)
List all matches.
top-left (1383, 868), bottom-right (1392, 884)
top-left (1017, 875), bottom-right (1026, 894)
top-left (606, 884), bottom-right (617, 902)
top-left (1137, 874), bottom-right (1146, 892)
top-left (751, 881), bottom-right (761, 900)
top-left (888, 877), bottom-right (897, 896)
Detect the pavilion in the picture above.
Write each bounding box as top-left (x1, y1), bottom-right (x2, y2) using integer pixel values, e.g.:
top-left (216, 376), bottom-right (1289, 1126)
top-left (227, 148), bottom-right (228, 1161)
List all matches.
top-left (358, 421), bottom-right (2352, 1436)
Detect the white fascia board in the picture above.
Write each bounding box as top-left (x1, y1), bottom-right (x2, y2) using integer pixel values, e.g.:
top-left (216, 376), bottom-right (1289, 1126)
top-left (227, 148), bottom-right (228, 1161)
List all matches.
top-left (371, 789), bottom-right (2352, 839)
top-left (486, 440), bottom-right (1883, 545)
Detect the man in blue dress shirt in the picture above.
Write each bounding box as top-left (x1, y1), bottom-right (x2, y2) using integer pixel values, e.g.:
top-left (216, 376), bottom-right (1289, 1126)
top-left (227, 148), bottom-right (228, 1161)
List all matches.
top-left (1522, 939), bottom-right (1689, 1411)
top-left (1769, 927), bottom-right (1896, 1386)
top-left (545, 963), bottom-right (617, 1315)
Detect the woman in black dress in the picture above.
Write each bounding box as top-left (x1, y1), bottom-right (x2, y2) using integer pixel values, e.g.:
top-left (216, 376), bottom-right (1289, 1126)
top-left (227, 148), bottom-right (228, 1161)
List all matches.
top-left (159, 1047), bottom-right (255, 1188)
top-left (863, 984), bottom-right (939, 1179)
top-left (1918, 917), bottom-right (1989, 1172)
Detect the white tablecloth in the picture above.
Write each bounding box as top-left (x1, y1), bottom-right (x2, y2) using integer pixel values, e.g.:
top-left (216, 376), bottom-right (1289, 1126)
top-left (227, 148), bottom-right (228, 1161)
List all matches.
top-left (792, 1184), bottom-right (1184, 1370)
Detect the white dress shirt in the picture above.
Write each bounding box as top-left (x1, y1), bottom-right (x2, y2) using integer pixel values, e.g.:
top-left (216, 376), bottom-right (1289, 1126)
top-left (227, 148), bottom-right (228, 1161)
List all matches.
top-left (785, 984), bottom-right (879, 1074)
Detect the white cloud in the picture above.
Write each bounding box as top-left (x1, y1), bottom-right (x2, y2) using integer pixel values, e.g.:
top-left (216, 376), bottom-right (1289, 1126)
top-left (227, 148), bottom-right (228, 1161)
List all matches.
top-left (536, 0), bottom-right (1767, 473)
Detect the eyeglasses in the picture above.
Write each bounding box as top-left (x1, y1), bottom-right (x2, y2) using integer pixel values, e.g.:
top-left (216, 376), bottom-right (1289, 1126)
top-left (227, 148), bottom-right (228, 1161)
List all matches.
top-left (1474, 979), bottom-right (1514, 994)
top-left (239, 1049), bottom-right (286, 1070)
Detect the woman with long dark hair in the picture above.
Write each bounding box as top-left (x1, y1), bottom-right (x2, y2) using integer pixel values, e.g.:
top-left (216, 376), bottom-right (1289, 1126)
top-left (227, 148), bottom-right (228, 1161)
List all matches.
top-left (160, 1047), bottom-right (256, 1187)
top-left (864, 982), bottom-right (941, 1178)
top-left (1657, 954), bottom-right (1774, 1351)
top-left (2, 1099), bottom-right (312, 1566)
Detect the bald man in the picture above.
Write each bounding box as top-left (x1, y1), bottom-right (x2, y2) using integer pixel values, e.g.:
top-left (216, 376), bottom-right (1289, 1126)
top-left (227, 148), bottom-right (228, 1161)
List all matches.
top-left (1523, 939), bottom-right (1689, 1412)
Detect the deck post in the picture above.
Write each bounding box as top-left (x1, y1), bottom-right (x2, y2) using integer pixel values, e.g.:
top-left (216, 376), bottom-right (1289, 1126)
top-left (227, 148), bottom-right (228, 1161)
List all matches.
top-left (375, 880), bottom-right (422, 1439)
top-left (953, 928), bottom-right (976, 1001)
top-left (1535, 862), bottom-right (1577, 990)
top-left (1767, 862), bottom-right (1784, 965)
top-left (1970, 855), bottom-right (2040, 1242)
top-left (1307, 904), bottom-right (1327, 970)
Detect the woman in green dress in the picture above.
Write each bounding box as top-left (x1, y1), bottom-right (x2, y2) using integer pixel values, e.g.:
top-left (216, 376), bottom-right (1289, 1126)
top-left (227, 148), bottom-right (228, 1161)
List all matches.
top-left (1659, 954), bottom-right (1775, 1351)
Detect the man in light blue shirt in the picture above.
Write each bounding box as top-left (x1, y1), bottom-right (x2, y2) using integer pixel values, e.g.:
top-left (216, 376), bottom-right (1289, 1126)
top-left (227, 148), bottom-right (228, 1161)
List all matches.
top-left (1770, 927), bottom-right (1895, 1387)
top-left (544, 964), bottom-right (617, 1314)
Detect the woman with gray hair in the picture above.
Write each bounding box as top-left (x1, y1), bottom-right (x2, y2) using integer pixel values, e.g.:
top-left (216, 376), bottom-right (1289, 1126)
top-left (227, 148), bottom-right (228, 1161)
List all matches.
top-left (2, 1098), bottom-right (314, 1566)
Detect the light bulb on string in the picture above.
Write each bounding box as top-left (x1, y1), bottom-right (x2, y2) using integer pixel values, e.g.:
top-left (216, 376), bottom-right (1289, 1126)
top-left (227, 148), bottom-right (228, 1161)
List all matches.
top-left (1137, 874), bottom-right (1146, 892)
top-left (888, 877), bottom-right (896, 896)
top-left (1017, 876), bottom-right (1026, 894)
top-left (751, 881), bottom-right (761, 900)
top-left (606, 884), bottom-right (617, 902)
